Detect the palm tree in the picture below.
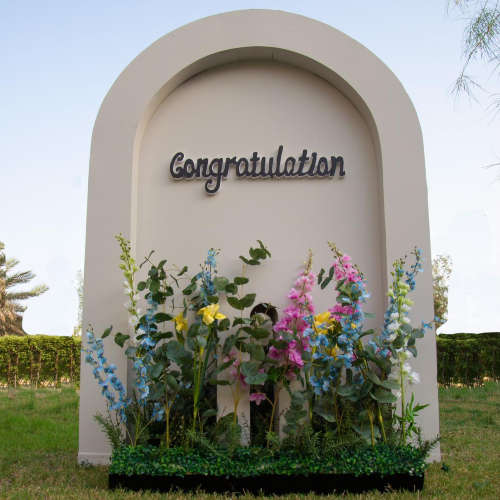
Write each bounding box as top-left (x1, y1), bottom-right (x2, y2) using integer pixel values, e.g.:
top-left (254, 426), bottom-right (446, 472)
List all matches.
top-left (0, 241), bottom-right (49, 336)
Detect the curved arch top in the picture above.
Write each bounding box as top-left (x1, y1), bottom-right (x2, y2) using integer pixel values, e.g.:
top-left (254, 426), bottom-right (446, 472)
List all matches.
top-left (81, 9), bottom-right (439, 463)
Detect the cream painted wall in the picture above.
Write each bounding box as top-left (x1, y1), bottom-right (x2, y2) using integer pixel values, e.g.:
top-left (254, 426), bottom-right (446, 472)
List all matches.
top-left (137, 59), bottom-right (383, 326)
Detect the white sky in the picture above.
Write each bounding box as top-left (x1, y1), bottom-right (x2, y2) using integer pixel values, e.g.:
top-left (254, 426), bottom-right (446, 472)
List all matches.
top-left (0, 1), bottom-right (499, 335)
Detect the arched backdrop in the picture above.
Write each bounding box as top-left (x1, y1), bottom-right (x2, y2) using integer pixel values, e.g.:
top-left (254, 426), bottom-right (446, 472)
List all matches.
top-left (79, 9), bottom-right (440, 463)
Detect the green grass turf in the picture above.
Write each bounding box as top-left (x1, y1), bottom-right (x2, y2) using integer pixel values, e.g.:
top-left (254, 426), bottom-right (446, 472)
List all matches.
top-left (0, 382), bottom-right (499, 499)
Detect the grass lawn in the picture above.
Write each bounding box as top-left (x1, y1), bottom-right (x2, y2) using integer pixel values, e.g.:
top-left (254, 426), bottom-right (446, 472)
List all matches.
top-left (0, 383), bottom-right (499, 499)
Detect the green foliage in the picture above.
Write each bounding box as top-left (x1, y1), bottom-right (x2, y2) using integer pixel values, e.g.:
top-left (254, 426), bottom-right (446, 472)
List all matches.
top-left (0, 241), bottom-right (49, 336)
top-left (93, 412), bottom-right (126, 450)
top-left (437, 333), bottom-right (500, 386)
top-left (109, 443), bottom-right (427, 478)
top-left (0, 335), bottom-right (81, 387)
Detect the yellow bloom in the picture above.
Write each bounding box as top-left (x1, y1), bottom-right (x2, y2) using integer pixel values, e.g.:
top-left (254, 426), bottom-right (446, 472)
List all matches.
top-left (198, 303), bottom-right (226, 325)
top-left (314, 311), bottom-right (333, 330)
top-left (172, 312), bottom-right (188, 332)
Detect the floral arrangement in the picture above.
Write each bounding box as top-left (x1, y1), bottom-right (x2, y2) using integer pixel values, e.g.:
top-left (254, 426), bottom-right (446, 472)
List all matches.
top-left (83, 236), bottom-right (441, 478)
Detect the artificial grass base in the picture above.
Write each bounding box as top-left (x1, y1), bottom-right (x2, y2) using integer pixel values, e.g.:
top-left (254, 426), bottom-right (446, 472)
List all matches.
top-left (109, 472), bottom-right (424, 494)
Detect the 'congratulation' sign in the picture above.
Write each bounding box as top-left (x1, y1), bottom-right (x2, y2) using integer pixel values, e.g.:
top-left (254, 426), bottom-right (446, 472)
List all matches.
top-left (169, 146), bottom-right (345, 194)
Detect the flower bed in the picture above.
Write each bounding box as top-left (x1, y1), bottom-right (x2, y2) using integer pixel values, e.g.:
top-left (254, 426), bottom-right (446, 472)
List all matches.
top-left (84, 237), bottom-right (440, 494)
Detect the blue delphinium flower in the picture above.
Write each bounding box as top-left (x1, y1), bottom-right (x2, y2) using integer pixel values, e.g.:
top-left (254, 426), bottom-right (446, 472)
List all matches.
top-left (83, 329), bottom-right (131, 423)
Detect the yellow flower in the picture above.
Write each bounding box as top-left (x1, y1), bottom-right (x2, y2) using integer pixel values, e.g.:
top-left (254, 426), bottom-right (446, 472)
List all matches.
top-left (172, 312), bottom-right (188, 332)
top-left (198, 303), bottom-right (226, 325)
top-left (314, 311), bottom-right (333, 330)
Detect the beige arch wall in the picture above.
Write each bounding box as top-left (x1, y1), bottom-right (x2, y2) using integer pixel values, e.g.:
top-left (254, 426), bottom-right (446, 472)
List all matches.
top-left (79, 9), bottom-right (440, 463)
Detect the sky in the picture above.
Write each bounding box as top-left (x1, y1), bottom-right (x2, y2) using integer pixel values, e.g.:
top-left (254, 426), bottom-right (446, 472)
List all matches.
top-left (0, 0), bottom-right (499, 336)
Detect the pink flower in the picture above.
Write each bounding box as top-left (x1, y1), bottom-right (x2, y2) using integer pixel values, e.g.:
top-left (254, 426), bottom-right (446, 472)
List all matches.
top-left (287, 348), bottom-right (304, 368)
top-left (268, 346), bottom-right (283, 361)
top-left (249, 392), bottom-right (266, 405)
top-left (285, 369), bottom-right (297, 381)
top-left (287, 288), bottom-right (300, 300)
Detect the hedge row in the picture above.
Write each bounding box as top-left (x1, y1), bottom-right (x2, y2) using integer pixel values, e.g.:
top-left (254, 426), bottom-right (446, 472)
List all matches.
top-left (436, 333), bottom-right (500, 387)
top-left (1, 333), bottom-right (499, 389)
top-left (0, 335), bottom-right (81, 388)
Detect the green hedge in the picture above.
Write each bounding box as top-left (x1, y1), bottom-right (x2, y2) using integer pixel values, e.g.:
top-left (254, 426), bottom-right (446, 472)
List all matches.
top-left (0, 335), bottom-right (81, 388)
top-left (436, 333), bottom-right (500, 387)
top-left (1, 333), bottom-right (498, 389)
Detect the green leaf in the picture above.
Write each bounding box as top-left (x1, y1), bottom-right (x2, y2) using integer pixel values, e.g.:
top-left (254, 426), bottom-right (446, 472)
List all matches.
top-left (234, 277), bottom-right (249, 285)
top-left (411, 329), bottom-right (425, 339)
top-left (407, 346), bottom-right (418, 358)
top-left (137, 281), bottom-right (146, 291)
top-left (155, 312), bottom-right (174, 323)
top-left (317, 268), bottom-right (325, 284)
top-left (244, 372), bottom-right (267, 385)
top-left (165, 341), bottom-right (190, 365)
top-left (401, 323), bottom-right (413, 335)
top-left (152, 331), bottom-right (173, 341)
top-left (246, 343), bottom-right (265, 361)
top-left (101, 326), bottom-right (112, 339)
top-left (227, 297), bottom-right (244, 310)
top-left (372, 388), bottom-right (398, 403)
top-left (241, 361), bottom-right (259, 377)
top-left (149, 362), bottom-right (164, 379)
top-left (247, 259), bottom-right (260, 266)
top-left (381, 379), bottom-right (400, 390)
top-left (218, 318), bottom-right (230, 330)
top-left (365, 370), bottom-right (381, 385)
top-left (239, 255), bottom-right (249, 265)
top-left (320, 277), bottom-right (332, 290)
top-left (202, 409), bottom-right (218, 418)
top-left (182, 283), bottom-right (195, 295)
top-left (114, 333), bottom-right (130, 348)
top-left (166, 374), bottom-right (180, 391)
top-left (177, 266), bottom-right (188, 276)
top-left (209, 379), bottom-right (231, 386)
top-left (337, 385), bottom-right (355, 396)
top-left (359, 380), bottom-right (374, 398)
top-left (213, 276), bottom-right (229, 292)
top-left (240, 293), bottom-right (256, 308)
top-left (150, 280), bottom-right (161, 293)
top-left (196, 335), bottom-right (207, 348)
top-left (233, 317), bottom-right (252, 326)
top-left (364, 345), bottom-right (377, 359)
top-left (314, 404), bottom-right (336, 422)
top-left (250, 328), bottom-right (270, 340)
top-left (224, 283), bottom-right (238, 295)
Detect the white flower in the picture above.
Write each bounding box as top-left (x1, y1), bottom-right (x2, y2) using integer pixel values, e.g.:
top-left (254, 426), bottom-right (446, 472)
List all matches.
top-left (133, 294), bottom-right (140, 301)
top-left (402, 362), bottom-right (412, 375)
top-left (388, 370), bottom-right (400, 382)
top-left (408, 372), bottom-right (420, 386)
top-left (388, 332), bottom-right (398, 342)
top-left (125, 300), bottom-right (133, 310)
top-left (124, 287), bottom-right (132, 295)
top-left (129, 316), bottom-right (139, 326)
top-left (402, 316), bottom-right (411, 324)
top-left (390, 312), bottom-right (399, 320)
top-left (136, 308), bottom-right (142, 316)
top-left (401, 304), bottom-right (412, 312)
top-left (123, 280), bottom-right (129, 287)
top-left (396, 348), bottom-right (413, 360)
top-left (387, 321), bottom-right (400, 332)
